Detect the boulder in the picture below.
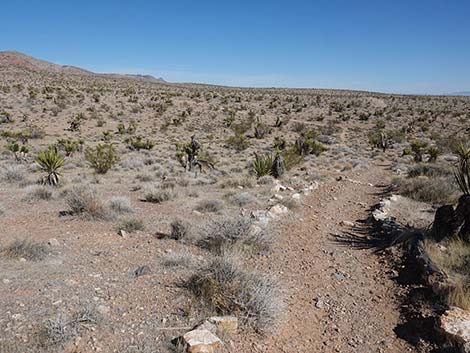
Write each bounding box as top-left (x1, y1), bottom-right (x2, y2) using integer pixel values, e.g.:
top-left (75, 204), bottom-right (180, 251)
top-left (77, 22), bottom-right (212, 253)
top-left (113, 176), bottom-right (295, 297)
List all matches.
top-left (440, 307), bottom-right (470, 352)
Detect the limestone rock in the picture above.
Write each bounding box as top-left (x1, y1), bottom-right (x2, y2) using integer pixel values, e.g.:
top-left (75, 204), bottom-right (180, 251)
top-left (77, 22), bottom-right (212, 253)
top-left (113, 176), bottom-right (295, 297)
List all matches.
top-left (181, 329), bottom-right (222, 353)
top-left (207, 316), bottom-right (238, 334)
top-left (268, 204), bottom-right (288, 218)
top-left (440, 308), bottom-right (470, 353)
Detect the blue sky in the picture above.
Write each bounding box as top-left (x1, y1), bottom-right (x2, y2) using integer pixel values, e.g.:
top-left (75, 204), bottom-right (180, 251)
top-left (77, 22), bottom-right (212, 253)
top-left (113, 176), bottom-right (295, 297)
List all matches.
top-left (1, 0), bottom-right (469, 94)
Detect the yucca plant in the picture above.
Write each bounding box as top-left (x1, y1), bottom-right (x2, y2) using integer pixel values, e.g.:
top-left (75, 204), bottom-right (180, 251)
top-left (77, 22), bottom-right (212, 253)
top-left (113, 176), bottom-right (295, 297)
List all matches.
top-left (252, 153), bottom-right (274, 178)
top-left (36, 147), bottom-right (65, 186)
top-left (410, 140), bottom-right (428, 162)
top-left (427, 146), bottom-right (441, 163)
top-left (454, 142), bottom-right (470, 195)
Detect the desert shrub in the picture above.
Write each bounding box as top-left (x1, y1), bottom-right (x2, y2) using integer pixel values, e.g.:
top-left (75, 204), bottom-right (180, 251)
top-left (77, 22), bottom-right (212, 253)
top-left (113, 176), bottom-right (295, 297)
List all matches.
top-left (120, 157), bottom-right (144, 170)
top-left (0, 164), bottom-right (26, 183)
top-left (161, 250), bottom-right (195, 268)
top-left (196, 216), bottom-right (272, 254)
top-left (195, 199), bottom-right (224, 213)
top-left (226, 133), bottom-right (249, 151)
top-left (1, 240), bottom-right (49, 261)
top-left (85, 144), bottom-right (119, 174)
top-left (184, 255), bottom-right (283, 334)
top-left (393, 176), bottom-right (459, 204)
top-left (144, 187), bottom-right (174, 203)
top-left (22, 185), bottom-right (54, 202)
top-left (108, 196), bottom-right (134, 213)
top-left (230, 192), bottom-right (257, 207)
top-left (126, 136), bottom-right (155, 151)
top-left (424, 238), bottom-right (470, 309)
top-left (281, 147), bottom-right (304, 171)
top-left (408, 163), bottom-right (453, 178)
top-left (310, 140), bottom-right (328, 156)
top-left (118, 217), bottom-right (145, 233)
top-left (56, 138), bottom-right (82, 156)
top-left (170, 219), bottom-right (191, 240)
top-left (66, 185), bottom-right (111, 219)
top-left (257, 175), bottom-right (275, 185)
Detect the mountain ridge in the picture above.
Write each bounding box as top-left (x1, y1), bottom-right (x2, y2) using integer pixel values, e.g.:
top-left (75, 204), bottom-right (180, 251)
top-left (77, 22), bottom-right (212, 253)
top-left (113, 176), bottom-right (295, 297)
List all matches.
top-left (0, 50), bottom-right (166, 83)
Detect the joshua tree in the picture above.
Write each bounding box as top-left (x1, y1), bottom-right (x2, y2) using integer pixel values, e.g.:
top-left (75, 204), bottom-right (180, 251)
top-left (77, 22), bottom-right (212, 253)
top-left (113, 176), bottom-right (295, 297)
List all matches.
top-left (429, 143), bottom-right (470, 242)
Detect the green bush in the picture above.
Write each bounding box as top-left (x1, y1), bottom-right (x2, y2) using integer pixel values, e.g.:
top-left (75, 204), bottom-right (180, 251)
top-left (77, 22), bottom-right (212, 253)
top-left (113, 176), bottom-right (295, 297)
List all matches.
top-left (85, 144), bottom-right (119, 174)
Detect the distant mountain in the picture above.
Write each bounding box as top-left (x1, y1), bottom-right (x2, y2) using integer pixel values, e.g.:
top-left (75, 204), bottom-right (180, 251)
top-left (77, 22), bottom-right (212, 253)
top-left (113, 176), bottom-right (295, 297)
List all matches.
top-left (447, 91), bottom-right (470, 96)
top-left (0, 50), bottom-right (166, 83)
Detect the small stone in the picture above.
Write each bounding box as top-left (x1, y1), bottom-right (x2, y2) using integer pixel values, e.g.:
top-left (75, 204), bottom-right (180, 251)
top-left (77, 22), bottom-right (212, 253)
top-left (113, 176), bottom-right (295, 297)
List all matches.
top-left (97, 305), bottom-right (110, 315)
top-left (315, 297), bottom-right (328, 309)
top-left (291, 193), bottom-right (301, 200)
top-left (340, 220), bottom-right (355, 227)
top-left (117, 229), bottom-right (128, 238)
top-left (48, 238), bottom-right (60, 247)
top-left (134, 265), bottom-right (151, 278)
top-left (2, 279), bottom-right (10, 284)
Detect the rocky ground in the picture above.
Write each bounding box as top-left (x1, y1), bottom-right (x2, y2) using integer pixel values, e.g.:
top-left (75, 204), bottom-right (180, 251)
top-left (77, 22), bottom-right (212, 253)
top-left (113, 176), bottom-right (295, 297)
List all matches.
top-left (1, 51), bottom-right (469, 352)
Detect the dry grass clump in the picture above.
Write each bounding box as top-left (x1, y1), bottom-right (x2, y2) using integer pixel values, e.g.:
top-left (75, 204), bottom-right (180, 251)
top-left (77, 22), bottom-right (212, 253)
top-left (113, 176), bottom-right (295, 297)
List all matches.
top-left (1, 240), bottom-right (49, 261)
top-left (66, 184), bottom-right (112, 220)
top-left (0, 164), bottom-right (26, 183)
top-left (230, 192), bottom-right (257, 207)
top-left (184, 255), bottom-right (284, 335)
top-left (424, 238), bottom-right (470, 309)
top-left (33, 308), bottom-right (97, 349)
top-left (170, 219), bottom-right (191, 240)
top-left (393, 175), bottom-right (459, 204)
top-left (196, 216), bottom-right (272, 254)
top-left (195, 199), bottom-right (225, 213)
top-left (407, 163), bottom-right (453, 178)
top-left (144, 187), bottom-right (175, 203)
top-left (22, 184), bottom-right (54, 202)
top-left (108, 196), bottom-right (134, 213)
top-left (160, 250), bottom-right (195, 268)
top-left (118, 217), bottom-right (145, 233)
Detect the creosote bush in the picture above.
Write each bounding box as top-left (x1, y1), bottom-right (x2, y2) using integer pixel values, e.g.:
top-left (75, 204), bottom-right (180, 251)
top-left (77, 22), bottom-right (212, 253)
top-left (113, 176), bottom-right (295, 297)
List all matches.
top-left (184, 255), bottom-right (284, 334)
top-left (85, 143), bottom-right (119, 174)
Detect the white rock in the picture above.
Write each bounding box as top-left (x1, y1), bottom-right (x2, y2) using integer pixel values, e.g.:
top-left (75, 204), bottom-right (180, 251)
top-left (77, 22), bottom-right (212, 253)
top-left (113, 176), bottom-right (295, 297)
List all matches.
top-left (292, 193), bottom-right (301, 200)
top-left (182, 329), bottom-right (222, 353)
top-left (440, 307), bottom-right (470, 352)
top-left (117, 229), bottom-right (128, 238)
top-left (340, 220), bottom-right (355, 227)
top-left (268, 204), bottom-right (289, 217)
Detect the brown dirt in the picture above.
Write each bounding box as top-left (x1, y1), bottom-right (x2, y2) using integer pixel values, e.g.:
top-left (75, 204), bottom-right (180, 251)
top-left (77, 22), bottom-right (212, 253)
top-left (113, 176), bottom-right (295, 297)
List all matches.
top-left (236, 164), bottom-right (414, 353)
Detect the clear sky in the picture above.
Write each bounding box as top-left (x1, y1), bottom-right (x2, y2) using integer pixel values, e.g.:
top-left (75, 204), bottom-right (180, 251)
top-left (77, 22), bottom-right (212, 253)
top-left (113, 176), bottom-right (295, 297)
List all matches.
top-left (1, 0), bottom-right (469, 94)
